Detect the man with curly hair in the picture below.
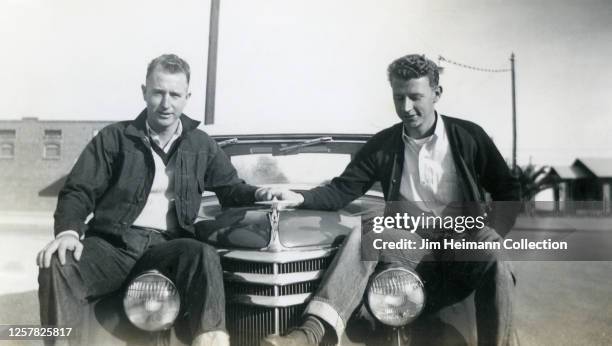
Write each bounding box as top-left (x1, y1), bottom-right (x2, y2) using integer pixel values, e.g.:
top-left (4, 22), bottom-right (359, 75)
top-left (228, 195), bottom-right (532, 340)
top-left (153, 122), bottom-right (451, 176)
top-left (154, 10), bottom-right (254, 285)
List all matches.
top-left (261, 54), bottom-right (520, 346)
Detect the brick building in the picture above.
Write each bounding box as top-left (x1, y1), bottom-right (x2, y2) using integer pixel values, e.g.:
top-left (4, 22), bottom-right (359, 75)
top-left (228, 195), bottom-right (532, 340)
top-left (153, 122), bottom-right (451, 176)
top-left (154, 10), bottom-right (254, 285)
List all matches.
top-left (0, 118), bottom-right (112, 211)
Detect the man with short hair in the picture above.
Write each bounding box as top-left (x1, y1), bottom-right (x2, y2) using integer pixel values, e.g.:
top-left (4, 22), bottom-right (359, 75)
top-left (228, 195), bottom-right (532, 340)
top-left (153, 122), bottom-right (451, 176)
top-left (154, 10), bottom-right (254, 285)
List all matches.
top-left (37, 54), bottom-right (269, 346)
top-left (262, 54), bottom-right (520, 346)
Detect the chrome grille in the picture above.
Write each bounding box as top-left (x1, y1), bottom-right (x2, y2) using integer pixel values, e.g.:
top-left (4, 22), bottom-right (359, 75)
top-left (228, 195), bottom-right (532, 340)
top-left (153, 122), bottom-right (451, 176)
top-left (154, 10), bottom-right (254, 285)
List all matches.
top-left (279, 280), bottom-right (321, 296)
top-left (278, 304), bottom-right (306, 336)
top-left (223, 251), bottom-right (336, 346)
top-left (226, 282), bottom-right (276, 297)
top-left (227, 304), bottom-right (275, 346)
top-left (278, 257), bottom-right (332, 274)
top-left (222, 258), bottom-right (273, 274)
top-left (226, 280), bottom-right (322, 297)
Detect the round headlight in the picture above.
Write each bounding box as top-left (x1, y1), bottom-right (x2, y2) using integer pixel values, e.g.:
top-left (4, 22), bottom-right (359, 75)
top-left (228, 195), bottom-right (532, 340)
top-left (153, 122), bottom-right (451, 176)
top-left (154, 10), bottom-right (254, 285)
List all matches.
top-left (123, 271), bottom-right (180, 331)
top-left (366, 267), bottom-right (425, 327)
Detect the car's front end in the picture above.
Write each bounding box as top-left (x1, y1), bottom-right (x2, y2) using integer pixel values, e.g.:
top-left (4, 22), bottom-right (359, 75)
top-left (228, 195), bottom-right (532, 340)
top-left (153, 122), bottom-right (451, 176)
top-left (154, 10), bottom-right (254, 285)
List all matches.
top-left (194, 134), bottom-right (423, 345)
top-left (113, 134), bottom-right (467, 346)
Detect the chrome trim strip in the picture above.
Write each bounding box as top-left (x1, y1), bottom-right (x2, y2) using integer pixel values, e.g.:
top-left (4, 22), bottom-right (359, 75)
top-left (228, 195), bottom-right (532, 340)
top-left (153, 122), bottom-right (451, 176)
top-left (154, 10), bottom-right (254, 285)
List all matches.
top-left (219, 248), bottom-right (335, 263)
top-left (213, 138), bottom-right (368, 145)
top-left (217, 138), bottom-right (238, 147)
top-left (278, 137), bottom-right (333, 153)
top-left (273, 263), bottom-right (280, 334)
top-left (231, 293), bottom-right (312, 307)
top-left (224, 270), bottom-right (323, 285)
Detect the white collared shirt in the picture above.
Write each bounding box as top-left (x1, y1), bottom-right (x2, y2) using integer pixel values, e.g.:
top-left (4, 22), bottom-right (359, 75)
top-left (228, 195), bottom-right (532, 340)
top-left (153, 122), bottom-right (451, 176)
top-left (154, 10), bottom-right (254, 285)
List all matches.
top-left (399, 114), bottom-right (463, 216)
top-left (146, 120), bottom-right (183, 153)
top-left (132, 120), bottom-right (183, 231)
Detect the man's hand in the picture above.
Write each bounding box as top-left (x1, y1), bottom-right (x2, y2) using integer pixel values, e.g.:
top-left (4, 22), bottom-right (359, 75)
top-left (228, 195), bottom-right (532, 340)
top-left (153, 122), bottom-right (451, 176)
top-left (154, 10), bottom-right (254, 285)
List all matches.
top-left (36, 232), bottom-right (83, 268)
top-left (255, 187), bottom-right (305, 207)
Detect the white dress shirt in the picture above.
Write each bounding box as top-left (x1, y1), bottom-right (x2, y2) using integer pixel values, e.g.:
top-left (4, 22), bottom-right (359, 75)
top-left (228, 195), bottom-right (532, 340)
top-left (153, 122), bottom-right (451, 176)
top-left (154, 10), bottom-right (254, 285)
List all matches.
top-left (399, 114), bottom-right (463, 216)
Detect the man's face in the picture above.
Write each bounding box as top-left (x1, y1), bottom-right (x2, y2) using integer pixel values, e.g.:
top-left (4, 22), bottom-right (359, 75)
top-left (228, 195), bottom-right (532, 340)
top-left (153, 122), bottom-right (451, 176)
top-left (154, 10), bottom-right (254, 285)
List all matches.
top-left (390, 76), bottom-right (441, 137)
top-left (141, 66), bottom-right (191, 133)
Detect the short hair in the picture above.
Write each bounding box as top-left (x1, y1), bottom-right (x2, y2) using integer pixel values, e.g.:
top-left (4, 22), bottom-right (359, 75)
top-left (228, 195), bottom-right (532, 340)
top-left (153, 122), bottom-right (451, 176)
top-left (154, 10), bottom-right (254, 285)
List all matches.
top-left (387, 54), bottom-right (439, 87)
top-left (146, 54), bottom-right (191, 84)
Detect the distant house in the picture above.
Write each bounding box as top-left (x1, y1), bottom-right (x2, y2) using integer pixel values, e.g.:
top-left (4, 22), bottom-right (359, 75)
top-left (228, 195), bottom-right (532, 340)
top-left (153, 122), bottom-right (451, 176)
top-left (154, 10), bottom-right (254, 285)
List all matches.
top-left (550, 158), bottom-right (612, 215)
top-left (0, 118), bottom-right (112, 211)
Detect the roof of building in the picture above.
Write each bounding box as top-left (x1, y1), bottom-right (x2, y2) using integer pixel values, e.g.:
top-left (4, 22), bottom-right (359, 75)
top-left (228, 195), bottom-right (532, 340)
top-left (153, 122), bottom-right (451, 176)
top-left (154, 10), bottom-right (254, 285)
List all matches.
top-left (550, 165), bottom-right (590, 180)
top-left (573, 158), bottom-right (612, 178)
top-left (0, 117), bottom-right (113, 124)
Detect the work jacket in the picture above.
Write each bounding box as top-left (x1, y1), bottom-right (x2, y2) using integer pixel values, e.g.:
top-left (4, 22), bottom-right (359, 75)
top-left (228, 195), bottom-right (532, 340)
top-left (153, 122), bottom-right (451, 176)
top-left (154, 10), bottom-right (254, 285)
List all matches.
top-left (54, 110), bottom-right (257, 238)
top-left (300, 114), bottom-right (521, 236)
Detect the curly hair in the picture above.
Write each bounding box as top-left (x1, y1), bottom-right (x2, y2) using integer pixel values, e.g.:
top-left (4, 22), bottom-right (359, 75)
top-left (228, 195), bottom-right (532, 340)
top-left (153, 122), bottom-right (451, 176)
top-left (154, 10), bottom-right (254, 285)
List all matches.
top-left (387, 54), bottom-right (439, 87)
top-left (146, 54), bottom-right (191, 84)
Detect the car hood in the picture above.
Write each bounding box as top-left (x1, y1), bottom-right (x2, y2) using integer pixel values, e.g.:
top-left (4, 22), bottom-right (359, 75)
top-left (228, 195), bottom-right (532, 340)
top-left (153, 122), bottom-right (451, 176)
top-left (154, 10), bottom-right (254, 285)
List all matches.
top-left (195, 197), bottom-right (384, 249)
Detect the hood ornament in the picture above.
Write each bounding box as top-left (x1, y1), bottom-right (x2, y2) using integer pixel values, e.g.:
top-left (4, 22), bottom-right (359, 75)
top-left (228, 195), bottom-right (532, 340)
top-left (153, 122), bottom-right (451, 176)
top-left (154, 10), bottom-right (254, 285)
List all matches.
top-left (256, 198), bottom-right (297, 252)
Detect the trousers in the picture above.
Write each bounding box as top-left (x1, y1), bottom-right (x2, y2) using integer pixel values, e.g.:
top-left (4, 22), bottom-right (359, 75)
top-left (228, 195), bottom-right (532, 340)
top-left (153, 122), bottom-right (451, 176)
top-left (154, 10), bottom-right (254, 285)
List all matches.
top-left (38, 227), bottom-right (225, 345)
top-left (304, 225), bottom-right (516, 346)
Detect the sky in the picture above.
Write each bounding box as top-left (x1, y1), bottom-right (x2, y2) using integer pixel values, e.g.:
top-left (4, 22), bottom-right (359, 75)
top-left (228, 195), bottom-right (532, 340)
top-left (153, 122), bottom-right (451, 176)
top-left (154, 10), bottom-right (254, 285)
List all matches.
top-left (1, 0), bottom-right (611, 166)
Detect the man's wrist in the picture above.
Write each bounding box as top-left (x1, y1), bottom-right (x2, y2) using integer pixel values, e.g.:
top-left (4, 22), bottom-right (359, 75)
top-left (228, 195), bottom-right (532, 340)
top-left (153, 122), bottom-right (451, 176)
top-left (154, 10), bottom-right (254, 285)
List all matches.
top-left (56, 230), bottom-right (80, 240)
top-left (296, 190), bottom-right (309, 207)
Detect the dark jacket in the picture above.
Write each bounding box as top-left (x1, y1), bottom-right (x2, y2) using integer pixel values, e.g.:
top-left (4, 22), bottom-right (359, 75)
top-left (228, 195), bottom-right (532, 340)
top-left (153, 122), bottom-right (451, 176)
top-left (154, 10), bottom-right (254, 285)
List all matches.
top-left (54, 110), bottom-right (257, 237)
top-left (300, 115), bottom-right (521, 236)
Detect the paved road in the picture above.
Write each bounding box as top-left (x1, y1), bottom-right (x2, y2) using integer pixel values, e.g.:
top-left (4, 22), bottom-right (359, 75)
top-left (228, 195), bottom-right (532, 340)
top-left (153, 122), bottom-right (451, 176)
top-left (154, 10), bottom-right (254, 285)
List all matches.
top-left (513, 261), bottom-right (612, 346)
top-left (0, 224), bottom-right (51, 296)
top-left (0, 220), bottom-right (611, 345)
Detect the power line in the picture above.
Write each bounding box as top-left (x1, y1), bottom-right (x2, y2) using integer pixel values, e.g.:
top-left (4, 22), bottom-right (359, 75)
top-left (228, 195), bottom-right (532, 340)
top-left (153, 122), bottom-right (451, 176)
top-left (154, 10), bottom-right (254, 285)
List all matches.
top-left (438, 55), bottom-right (510, 73)
top-left (438, 53), bottom-right (517, 171)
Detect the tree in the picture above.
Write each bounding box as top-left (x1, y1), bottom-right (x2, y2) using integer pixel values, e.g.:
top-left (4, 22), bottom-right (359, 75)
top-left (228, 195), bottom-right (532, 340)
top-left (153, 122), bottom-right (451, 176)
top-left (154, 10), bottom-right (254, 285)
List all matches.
top-left (513, 164), bottom-right (555, 215)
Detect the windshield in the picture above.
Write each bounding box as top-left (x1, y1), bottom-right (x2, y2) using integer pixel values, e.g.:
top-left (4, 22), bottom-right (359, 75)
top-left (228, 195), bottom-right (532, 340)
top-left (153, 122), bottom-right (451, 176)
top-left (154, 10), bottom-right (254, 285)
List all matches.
top-left (231, 153), bottom-right (350, 186)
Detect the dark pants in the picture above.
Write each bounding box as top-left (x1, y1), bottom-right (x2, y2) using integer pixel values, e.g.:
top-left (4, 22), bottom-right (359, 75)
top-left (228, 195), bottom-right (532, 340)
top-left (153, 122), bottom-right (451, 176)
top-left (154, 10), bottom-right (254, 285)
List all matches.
top-left (38, 227), bottom-right (225, 345)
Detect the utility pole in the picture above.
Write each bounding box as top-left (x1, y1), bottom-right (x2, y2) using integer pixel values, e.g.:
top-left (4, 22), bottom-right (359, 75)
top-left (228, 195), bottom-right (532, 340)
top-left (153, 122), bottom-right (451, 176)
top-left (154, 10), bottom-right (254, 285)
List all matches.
top-left (204, 0), bottom-right (221, 124)
top-left (511, 53), bottom-right (517, 172)
top-left (438, 53), bottom-right (517, 171)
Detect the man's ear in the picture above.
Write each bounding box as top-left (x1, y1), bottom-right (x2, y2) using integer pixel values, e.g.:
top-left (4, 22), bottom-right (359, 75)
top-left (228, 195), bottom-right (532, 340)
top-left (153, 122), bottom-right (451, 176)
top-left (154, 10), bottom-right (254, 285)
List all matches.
top-left (186, 91), bottom-right (192, 100)
top-left (434, 85), bottom-right (443, 102)
top-left (141, 84), bottom-right (147, 100)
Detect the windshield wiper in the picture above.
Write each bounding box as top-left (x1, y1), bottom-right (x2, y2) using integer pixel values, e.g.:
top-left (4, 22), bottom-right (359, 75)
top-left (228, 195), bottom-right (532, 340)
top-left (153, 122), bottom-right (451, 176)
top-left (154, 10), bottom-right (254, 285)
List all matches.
top-left (217, 138), bottom-right (239, 148)
top-left (278, 136), bottom-right (333, 154)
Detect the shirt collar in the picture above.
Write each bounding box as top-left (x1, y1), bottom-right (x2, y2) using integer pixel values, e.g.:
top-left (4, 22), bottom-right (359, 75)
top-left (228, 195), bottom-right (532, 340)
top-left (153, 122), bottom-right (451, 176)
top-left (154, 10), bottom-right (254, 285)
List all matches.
top-left (402, 112), bottom-right (444, 145)
top-left (146, 120), bottom-right (183, 150)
